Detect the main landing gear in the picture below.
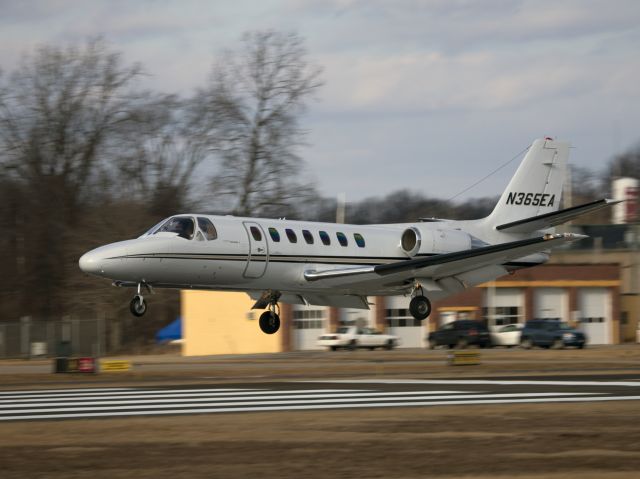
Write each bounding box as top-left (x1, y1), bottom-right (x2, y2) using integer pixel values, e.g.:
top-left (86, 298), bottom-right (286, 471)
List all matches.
top-left (129, 283), bottom-right (150, 317)
top-left (254, 290), bottom-right (282, 334)
top-left (409, 283), bottom-right (431, 321)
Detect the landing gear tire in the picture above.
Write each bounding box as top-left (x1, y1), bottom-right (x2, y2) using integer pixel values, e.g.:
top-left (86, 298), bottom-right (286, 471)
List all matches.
top-left (409, 295), bottom-right (431, 320)
top-left (130, 295), bottom-right (147, 317)
top-left (259, 311), bottom-right (280, 334)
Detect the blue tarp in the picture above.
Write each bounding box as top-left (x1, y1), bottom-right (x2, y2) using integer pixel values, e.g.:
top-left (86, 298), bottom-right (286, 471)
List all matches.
top-left (155, 318), bottom-right (182, 343)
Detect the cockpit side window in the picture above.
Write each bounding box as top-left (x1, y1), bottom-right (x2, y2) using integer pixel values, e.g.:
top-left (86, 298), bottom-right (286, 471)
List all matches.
top-left (156, 216), bottom-right (195, 240)
top-left (197, 217), bottom-right (218, 240)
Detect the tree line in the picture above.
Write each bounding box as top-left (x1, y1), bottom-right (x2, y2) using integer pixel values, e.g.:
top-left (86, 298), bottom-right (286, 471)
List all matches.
top-left (0, 32), bottom-right (637, 347)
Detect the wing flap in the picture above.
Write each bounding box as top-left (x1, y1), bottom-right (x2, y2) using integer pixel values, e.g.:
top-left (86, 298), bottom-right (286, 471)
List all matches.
top-left (304, 233), bottom-right (586, 282)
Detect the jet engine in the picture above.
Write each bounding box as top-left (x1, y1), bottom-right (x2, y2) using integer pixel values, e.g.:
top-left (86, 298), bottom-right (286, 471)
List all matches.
top-left (400, 226), bottom-right (472, 256)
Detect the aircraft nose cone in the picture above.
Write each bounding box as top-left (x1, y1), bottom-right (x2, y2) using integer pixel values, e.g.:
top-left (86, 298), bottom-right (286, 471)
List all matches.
top-left (79, 250), bottom-right (103, 276)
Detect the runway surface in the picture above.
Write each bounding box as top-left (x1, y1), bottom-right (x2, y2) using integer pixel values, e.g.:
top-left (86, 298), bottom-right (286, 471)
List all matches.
top-left (2, 375), bottom-right (640, 421)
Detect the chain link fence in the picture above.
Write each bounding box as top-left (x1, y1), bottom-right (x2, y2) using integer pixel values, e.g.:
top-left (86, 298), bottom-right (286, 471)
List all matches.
top-left (0, 317), bottom-right (124, 359)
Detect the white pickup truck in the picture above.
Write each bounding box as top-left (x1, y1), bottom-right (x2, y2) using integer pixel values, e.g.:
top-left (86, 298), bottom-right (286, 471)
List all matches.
top-left (317, 326), bottom-right (399, 351)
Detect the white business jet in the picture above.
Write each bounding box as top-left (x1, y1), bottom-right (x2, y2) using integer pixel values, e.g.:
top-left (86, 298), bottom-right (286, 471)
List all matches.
top-left (79, 138), bottom-right (617, 334)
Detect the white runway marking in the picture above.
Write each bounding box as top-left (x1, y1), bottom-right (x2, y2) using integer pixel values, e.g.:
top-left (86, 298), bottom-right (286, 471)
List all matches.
top-left (0, 379), bottom-right (637, 422)
top-left (318, 379), bottom-right (640, 387)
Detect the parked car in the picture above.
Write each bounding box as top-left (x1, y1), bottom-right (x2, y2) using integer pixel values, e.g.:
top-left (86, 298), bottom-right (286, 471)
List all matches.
top-left (427, 320), bottom-right (492, 349)
top-left (490, 324), bottom-right (522, 347)
top-left (519, 319), bottom-right (586, 349)
top-left (317, 326), bottom-right (399, 351)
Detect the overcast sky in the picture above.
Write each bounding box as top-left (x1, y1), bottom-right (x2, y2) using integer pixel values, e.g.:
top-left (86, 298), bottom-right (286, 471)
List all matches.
top-left (2, 0), bottom-right (640, 203)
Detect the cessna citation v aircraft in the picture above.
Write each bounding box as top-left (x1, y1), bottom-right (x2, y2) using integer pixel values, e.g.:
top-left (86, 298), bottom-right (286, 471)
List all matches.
top-left (79, 138), bottom-right (617, 334)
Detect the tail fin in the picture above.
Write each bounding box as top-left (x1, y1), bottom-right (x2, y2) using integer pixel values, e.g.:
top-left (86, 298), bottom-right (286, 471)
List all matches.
top-left (486, 138), bottom-right (569, 230)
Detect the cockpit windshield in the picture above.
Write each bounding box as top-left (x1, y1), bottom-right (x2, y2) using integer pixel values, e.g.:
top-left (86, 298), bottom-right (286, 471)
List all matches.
top-left (142, 215), bottom-right (218, 241)
top-left (154, 216), bottom-right (195, 240)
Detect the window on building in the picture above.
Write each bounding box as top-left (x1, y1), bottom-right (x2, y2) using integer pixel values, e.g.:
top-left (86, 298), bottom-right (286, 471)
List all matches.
top-left (250, 226), bottom-right (262, 242)
top-left (581, 317), bottom-right (605, 323)
top-left (268, 227), bottom-right (280, 242)
top-left (302, 230), bottom-right (314, 244)
top-left (293, 309), bottom-right (325, 329)
top-left (482, 306), bottom-right (521, 326)
top-left (285, 228), bottom-right (298, 243)
top-left (354, 233), bottom-right (365, 248)
top-left (385, 308), bottom-right (423, 327)
top-left (319, 231), bottom-right (331, 245)
top-left (336, 232), bottom-right (348, 247)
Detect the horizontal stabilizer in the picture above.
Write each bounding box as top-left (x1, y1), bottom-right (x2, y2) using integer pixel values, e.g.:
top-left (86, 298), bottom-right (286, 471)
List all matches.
top-left (496, 199), bottom-right (620, 233)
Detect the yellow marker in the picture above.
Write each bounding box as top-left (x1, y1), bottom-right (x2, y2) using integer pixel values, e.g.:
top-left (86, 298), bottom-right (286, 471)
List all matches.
top-left (100, 360), bottom-right (132, 372)
top-left (447, 350), bottom-right (480, 366)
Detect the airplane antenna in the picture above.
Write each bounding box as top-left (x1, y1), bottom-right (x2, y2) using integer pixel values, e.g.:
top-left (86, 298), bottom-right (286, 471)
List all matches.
top-left (446, 143), bottom-right (531, 202)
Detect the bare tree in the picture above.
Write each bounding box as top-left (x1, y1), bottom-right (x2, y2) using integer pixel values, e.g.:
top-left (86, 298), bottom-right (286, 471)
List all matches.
top-left (114, 95), bottom-right (208, 217)
top-left (190, 31), bottom-right (323, 216)
top-left (0, 39), bottom-right (154, 319)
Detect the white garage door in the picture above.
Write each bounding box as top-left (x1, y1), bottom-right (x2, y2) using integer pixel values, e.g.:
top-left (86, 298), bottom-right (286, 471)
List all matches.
top-left (485, 288), bottom-right (523, 327)
top-left (577, 288), bottom-right (610, 344)
top-left (292, 308), bottom-right (327, 350)
top-left (534, 288), bottom-right (566, 320)
top-left (385, 296), bottom-right (425, 348)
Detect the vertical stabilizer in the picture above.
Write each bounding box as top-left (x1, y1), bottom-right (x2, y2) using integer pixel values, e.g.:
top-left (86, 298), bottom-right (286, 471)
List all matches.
top-left (486, 138), bottom-right (569, 229)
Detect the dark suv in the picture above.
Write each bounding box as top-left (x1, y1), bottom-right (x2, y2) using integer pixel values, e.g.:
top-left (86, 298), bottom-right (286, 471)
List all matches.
top-left (520, 319), bottom-right (586, 349)
top-left (427, 320), bottom-right (491, 349)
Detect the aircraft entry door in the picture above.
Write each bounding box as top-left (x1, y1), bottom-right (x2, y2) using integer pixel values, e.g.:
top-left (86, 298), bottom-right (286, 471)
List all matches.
top-left (243, 222), bottom-right (269, 278)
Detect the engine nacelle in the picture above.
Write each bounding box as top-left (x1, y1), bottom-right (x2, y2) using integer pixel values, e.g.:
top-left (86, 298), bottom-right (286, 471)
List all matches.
top-left (400, 227), bottom-right (422, 257)
top-left (400, 227), bottom-right (472, 256)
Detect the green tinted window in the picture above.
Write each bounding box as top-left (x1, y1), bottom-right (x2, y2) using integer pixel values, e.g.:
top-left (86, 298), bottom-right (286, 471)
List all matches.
top-left (268, 227), bottom-right (280, 242)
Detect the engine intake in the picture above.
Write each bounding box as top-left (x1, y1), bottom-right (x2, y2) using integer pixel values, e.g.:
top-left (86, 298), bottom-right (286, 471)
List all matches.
top-left (401, 227), bottom-right (422, 257)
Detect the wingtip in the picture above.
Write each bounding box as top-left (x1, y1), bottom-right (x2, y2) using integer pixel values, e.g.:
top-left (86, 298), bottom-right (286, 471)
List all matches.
top-left (543, 233), bottom-right (588, 242)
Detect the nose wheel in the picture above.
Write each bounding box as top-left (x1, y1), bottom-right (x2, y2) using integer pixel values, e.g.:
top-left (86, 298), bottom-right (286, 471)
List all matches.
top-left (129, 283), bottom-right (151, 317)
top-left (130, 294), bottom-right (147, 317)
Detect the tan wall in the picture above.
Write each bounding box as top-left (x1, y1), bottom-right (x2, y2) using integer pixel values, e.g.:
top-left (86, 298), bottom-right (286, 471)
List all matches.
top-left (182, 291), bottom-right (282, 356)
top-left (621, 295), bottom-right (640, 342)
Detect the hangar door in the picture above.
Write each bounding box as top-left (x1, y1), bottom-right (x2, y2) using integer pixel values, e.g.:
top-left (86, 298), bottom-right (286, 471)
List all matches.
top-left (484, 288), bottom-right (523, 327)
top-left (534, 288), bottom-right (566, 320)
top-left (577, 288), bottom-right (610, 344)
top-left (292, 307), bottom-right (326, 350)
top-left (386, 296), bottom-right (424, 348)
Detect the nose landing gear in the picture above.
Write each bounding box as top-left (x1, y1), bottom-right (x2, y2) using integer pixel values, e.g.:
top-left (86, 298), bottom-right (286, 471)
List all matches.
top-left (130, 295), bottom-right (147, 317)
top-left (129, 283), bottom-right (150, 317)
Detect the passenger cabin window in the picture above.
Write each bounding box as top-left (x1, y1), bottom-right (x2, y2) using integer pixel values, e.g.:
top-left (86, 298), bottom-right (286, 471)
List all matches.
top-left (354, 233), bottom-right (365, 248)
top-left (197, 217), bottom-right (218, 240)
top-left (156, 216), bottom-right (195, 240)
top-left (319, 231), bottom-right (331, 245)
top-left (302, 230), bottom-right (314, 244)
top-left (250, 226), bottom-right (262, 242)
top-left (268, 227), bottom-right (280, 242)
top-left (336, 232), bottom-right (348, 247)
top-left (285, 228), bottom-right (297, 243)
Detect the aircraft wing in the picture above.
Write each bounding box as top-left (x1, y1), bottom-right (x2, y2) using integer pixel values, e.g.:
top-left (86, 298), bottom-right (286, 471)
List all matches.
top-left (495, 199), bottom-right (620, 233)
top-left (304, 233), bottom-right (586, 282)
